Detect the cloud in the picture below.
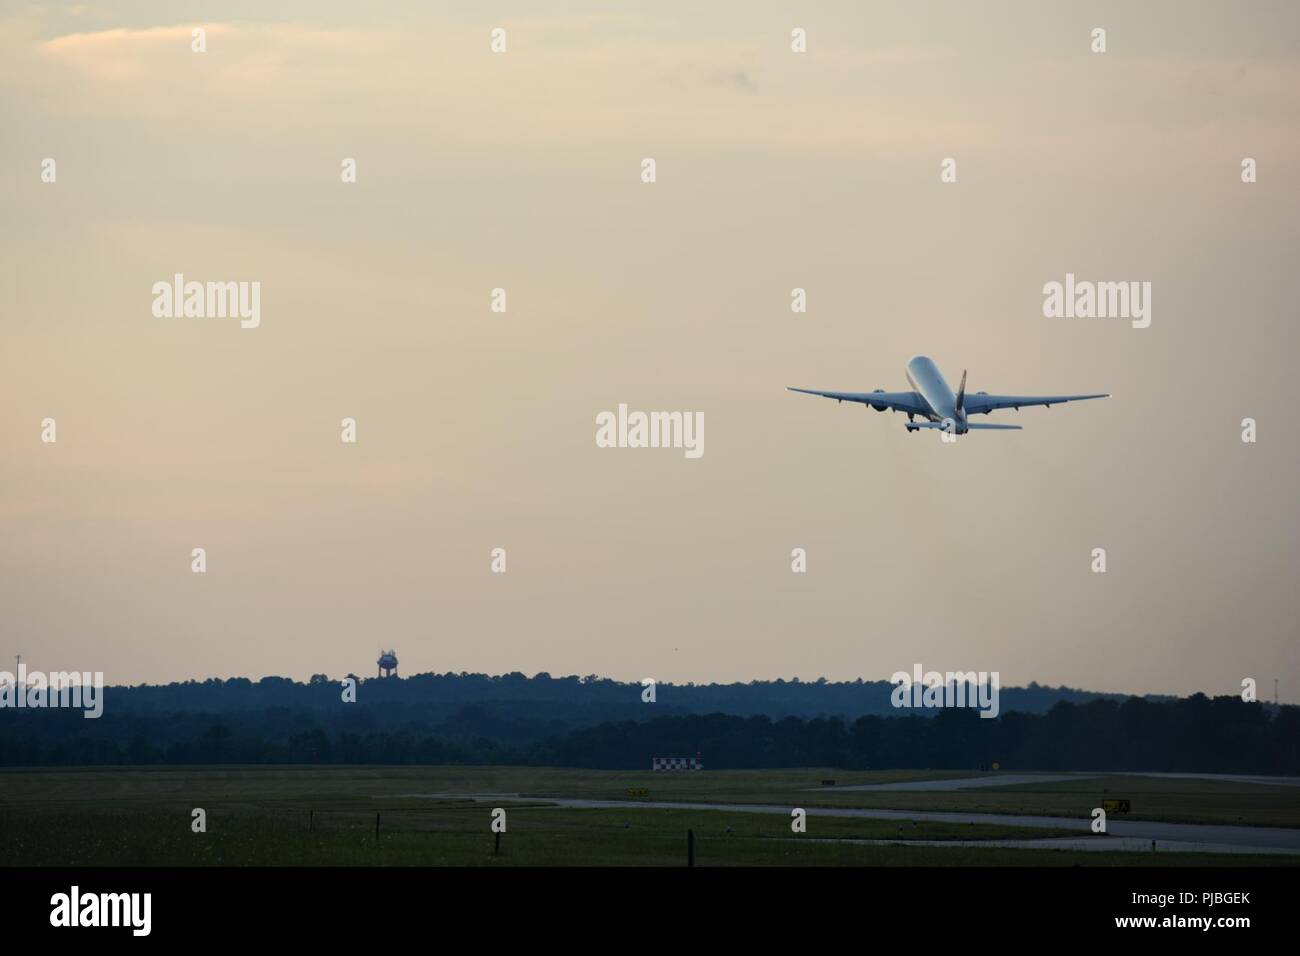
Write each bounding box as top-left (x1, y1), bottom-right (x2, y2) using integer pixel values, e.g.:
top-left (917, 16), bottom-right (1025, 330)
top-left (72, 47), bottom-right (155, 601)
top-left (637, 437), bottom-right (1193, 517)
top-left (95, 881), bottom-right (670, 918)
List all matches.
top-left (41, 24), bottom-right (233, 79)
top-left (8, 13), bottom-right (1300, 164)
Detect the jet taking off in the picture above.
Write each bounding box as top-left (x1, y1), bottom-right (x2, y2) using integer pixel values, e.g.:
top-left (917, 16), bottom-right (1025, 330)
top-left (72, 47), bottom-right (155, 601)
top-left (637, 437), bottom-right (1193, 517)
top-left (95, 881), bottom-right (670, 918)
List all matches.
top-left (788, 355), bottom-right (1108, 434)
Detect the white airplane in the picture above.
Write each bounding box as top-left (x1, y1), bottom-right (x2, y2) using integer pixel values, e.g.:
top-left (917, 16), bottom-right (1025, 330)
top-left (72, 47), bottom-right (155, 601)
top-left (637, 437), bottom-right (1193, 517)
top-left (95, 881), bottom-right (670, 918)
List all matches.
top-left (789, 355), bottom-right (1108, 434)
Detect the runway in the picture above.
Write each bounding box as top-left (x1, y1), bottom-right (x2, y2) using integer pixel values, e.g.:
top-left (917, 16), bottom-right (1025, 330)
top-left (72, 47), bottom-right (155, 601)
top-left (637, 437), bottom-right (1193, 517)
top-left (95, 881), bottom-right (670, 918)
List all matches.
top-left (804, 773), bottom-right (1079, 792)
top-left (426, 792), bottom-right (1300, 856)
top-left (801, 771), bottom-right (1300, 792)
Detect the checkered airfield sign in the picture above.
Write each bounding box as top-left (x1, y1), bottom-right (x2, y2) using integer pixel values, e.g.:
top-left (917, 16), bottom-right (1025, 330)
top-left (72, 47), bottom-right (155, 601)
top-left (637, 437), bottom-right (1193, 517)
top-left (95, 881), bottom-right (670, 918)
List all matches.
top-left (652, 756), bottom-right (703, 772)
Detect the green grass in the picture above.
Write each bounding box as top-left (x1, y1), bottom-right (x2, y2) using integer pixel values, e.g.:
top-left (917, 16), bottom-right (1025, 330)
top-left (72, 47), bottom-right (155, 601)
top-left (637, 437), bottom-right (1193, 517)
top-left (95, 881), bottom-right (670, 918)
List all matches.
top-left (0, 765), bottom-right (968, 808)
top-left (2, 805), bottom-right (1292, 868)
top-left (0, 765), bottom-right (1296, 866)
top-left (0, 805), bottom-right (1083, 866)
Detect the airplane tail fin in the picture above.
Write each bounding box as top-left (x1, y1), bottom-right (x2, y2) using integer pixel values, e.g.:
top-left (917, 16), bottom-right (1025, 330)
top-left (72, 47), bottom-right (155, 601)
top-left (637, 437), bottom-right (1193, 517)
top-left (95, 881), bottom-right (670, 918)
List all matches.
top-left (955, 369), bottom-right (967, 414)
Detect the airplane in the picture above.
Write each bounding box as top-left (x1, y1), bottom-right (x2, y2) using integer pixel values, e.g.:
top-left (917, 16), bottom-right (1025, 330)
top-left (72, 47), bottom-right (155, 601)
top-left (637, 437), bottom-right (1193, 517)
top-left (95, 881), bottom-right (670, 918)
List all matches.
top-left (788, 354), bottom-right (1108, 434)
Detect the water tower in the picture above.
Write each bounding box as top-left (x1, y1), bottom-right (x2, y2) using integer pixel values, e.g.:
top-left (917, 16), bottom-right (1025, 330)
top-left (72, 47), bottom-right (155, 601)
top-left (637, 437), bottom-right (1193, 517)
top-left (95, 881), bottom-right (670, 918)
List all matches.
top-left (377, 649), bottom-right (398, 678)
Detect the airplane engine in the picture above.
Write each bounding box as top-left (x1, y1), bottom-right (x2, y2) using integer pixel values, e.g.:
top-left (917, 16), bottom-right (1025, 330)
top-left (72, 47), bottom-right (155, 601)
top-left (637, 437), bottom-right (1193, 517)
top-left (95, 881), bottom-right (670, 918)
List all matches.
top-left (869, 388), bottom-right (888, 411)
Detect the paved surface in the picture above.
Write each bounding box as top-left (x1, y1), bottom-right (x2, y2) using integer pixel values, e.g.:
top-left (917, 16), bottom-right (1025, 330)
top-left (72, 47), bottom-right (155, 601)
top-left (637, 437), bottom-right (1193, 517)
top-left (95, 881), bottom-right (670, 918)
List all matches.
top-left (423, 793), bottom-right (1300, 856)
top-left (805, 773), bottom-right (1080, 792)
top-left (1105, 772), bottom-right (1300, 788)
top-left (804, 771), bottom-right (1300, 792)
top-left (796, 837), bottom-right (1300, 855)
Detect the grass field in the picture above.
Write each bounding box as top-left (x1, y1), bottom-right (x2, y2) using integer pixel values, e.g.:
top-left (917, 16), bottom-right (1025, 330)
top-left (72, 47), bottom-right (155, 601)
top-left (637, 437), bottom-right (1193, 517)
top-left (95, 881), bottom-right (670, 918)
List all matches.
top-left (1, 765), bottom-right (1296, 866)
top-left (0, 805), bottom-right (1084, 867)
top-left (5, 765), bottom-right (1296, 825)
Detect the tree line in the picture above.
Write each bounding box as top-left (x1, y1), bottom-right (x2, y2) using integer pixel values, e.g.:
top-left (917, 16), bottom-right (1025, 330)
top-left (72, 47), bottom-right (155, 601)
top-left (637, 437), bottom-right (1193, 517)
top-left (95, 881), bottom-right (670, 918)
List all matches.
top-left (1, 694), bottom-right (1295, 773)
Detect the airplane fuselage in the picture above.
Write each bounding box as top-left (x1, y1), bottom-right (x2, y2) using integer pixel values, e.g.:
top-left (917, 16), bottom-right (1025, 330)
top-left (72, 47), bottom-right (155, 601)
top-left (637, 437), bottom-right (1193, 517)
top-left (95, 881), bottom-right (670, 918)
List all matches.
top-left (905, 355), bottom-right (963, 430)
top-left (786, 355), bottom-right (1107, 433)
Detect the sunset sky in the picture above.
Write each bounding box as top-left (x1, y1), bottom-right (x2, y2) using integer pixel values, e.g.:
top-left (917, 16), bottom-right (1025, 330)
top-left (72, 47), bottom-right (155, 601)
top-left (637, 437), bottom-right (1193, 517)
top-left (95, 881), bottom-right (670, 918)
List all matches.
top-left (2, 1), bottom-right (1298, 699)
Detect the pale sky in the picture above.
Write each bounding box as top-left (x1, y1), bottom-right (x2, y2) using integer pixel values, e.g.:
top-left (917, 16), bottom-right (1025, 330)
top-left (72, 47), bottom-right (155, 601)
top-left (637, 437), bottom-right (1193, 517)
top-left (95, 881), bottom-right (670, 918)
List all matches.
top-left (2, 1), bottom-right (1298, 699)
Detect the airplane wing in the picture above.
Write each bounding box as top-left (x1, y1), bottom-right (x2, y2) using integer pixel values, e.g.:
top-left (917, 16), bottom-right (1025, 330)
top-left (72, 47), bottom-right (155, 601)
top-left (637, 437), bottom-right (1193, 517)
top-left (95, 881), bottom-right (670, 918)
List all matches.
top-left (912, 421), bottom-right (1022, 430)
top-left (787, 387), bottom-right (928, 415)
top-left (962, 392), bottom-right (1109, 414)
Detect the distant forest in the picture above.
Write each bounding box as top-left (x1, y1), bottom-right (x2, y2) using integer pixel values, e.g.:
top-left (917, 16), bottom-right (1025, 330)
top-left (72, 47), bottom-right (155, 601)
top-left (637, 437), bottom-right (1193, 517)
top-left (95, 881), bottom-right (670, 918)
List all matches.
top-left (0, 672), bottom-right (1294, 773)
top-left (31, 671), bottom-right (1150, 721)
